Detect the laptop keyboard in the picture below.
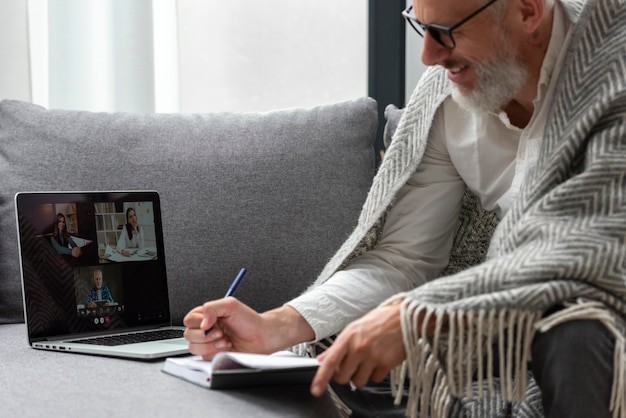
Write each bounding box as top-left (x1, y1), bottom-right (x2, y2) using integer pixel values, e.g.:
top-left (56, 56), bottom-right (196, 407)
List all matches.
top-left (71, 329), bottom-right (184, 346)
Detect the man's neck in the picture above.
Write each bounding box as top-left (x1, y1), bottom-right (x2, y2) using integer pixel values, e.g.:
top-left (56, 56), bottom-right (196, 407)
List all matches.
top-left (504, 8), bottom-right (555, 128)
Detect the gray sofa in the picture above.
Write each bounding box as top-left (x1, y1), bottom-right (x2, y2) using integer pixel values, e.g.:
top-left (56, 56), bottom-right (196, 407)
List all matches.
top-left (0, 98), bottom-right (378, 417)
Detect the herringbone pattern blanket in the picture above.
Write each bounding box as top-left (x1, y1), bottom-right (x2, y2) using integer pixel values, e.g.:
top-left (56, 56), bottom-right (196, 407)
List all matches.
top-left (311, 0), bottom-right (626, 416)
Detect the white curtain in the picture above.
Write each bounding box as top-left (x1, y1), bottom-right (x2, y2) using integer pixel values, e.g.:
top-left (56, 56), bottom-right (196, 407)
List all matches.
top-left (0, 0), bottom-right (367, 114)
top-left (0, 0), bottom-right (31, 103)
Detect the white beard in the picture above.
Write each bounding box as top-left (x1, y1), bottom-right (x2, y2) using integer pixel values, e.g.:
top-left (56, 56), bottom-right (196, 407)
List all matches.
top-left (450, 40), bottom-right (528, 115)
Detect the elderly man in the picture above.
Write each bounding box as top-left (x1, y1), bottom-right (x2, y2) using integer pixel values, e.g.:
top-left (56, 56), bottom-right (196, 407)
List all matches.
top-left (184, 0), bottom-right (626, 416)
top-left (86, 269), bottom-right (115, 308)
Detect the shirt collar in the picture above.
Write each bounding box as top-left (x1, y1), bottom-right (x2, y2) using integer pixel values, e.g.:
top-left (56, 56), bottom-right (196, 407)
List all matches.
top-left (534, 2), bottom-right (569, 108)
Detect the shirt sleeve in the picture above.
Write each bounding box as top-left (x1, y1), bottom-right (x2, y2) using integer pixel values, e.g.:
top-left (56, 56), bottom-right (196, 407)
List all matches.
top-left (104, 286), bottom-right (114, 303)
top-left (86, 289), bottom-right (96, 305)
top-left (50, 236), bottom-right (71, 255)
top-left (287, 110), bottom-right (467, 340)
top-left (116, 228), bottom-right (128, 251)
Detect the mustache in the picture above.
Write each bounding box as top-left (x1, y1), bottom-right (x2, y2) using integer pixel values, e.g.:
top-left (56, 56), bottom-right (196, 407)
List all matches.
top-left (442, 59), bottom-right (471, 70)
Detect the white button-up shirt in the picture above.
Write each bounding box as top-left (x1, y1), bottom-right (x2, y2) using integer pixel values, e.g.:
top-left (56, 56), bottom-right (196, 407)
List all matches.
top-left (288, 4), bottom-right (571, 340)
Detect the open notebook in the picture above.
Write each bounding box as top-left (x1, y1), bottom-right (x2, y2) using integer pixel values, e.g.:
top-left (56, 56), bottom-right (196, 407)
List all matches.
top-left (15, 191), bottom-right (189, 360)
top-left (163, 351), bottom-right (320, 389)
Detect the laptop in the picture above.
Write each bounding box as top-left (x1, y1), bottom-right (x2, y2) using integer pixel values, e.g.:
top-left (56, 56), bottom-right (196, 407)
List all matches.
top-left (15, 191), bottom-right (189, 360)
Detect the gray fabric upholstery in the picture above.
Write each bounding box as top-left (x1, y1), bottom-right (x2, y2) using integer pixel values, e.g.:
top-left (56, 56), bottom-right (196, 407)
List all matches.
top-left (0, 324), bottom-right (341, 417)
top-left (0, 98), bottom-right (377, 324)
top-left (383, 104), bottom-right (403, 148)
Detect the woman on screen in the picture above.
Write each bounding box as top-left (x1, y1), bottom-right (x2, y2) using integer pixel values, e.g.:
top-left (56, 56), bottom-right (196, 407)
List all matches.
top-left (51, 213), bottom-right (82, 258)
top-left (116, 207), bottom-right (144, 256)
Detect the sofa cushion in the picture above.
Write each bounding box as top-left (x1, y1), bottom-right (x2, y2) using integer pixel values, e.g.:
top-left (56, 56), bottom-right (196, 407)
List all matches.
top-left (383, 104), bottom-right (403, 148)
top-left (0, 98), bottom-right (377, 324)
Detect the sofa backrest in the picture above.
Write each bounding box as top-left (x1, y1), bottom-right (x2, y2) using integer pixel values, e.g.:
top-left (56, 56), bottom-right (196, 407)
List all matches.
top-left (0, 98), bottom-right (377, 324)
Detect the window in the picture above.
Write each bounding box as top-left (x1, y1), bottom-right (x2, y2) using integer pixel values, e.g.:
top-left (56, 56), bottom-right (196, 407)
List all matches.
top-left (2, 0), bottom-right (368, 114)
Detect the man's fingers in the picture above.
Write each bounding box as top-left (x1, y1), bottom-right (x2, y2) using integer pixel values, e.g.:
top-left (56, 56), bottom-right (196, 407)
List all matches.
top-left (182, 307), bottom-right (203, 328)
top-left (183, 299), bottom-right (232, 333)
top-left (370, 365), bottom-right (392, 383)
top-left (200, 297), bottom-right (240, 330)
top-left (332, 350), bottom-right (361, 385)
top-left (310, 358), bottom-right (336, 397)
top-left (184, 325), bottom-right (223, 343)
top-left (349, 362), bottom-right (376, 388)
top-left (310, 343), bottom-right (349, 397)
top-left (188, 337), bottom-right (232, 359)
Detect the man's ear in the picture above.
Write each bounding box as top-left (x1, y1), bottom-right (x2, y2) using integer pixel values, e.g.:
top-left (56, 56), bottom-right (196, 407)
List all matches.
top-left (512, 0), bottom-right (545, 34)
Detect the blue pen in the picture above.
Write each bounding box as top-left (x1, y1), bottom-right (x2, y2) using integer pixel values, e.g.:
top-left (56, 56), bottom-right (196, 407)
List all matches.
top-left (204, 268), bottom-right (247, 336)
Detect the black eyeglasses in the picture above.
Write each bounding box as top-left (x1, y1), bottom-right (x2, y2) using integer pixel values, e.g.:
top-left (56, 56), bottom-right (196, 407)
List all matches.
top-left (402, 0), bottom-right (500, 50)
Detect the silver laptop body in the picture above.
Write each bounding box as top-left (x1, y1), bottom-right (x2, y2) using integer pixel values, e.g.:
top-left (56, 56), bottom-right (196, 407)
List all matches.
top-left (15, 191), bottom-right (189, 360)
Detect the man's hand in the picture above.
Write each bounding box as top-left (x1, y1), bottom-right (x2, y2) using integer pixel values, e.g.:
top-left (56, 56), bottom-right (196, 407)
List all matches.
top-left (310, 303), bottom-right (406, 397)
top-left (184, 297), bottom-right (267, 359)
top-left (183, 298), bottom-right (315, 360)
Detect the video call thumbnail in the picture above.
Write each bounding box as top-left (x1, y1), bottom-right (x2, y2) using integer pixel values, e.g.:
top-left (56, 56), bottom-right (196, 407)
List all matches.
top-left (18, 197), bottom-right (164, 327)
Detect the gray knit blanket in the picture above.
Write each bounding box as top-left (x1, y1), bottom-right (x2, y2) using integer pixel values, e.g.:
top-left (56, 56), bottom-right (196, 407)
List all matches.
top-left (311, 0), bottom-right (626, 416)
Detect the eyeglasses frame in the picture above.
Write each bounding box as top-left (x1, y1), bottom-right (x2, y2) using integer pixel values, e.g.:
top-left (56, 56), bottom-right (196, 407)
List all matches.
top-left (401, 0), bottom-right (501, 50)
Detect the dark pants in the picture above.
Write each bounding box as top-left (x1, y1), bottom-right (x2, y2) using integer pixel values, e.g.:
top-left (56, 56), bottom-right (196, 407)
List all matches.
top-left (332, 319), bottom-right (615, 418)
top-left (531, 319), bottom-right (615, 418)
top-left (330, 377), bottom-right (407, 418)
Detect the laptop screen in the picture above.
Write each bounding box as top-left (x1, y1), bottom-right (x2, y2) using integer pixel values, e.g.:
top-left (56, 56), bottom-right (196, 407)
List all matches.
top-left (15, 191), bottom-right (171, 342)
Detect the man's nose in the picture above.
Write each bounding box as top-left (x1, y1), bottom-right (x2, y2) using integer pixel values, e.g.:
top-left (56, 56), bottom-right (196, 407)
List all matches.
top-left (420, 32), bottom-right (452, 67)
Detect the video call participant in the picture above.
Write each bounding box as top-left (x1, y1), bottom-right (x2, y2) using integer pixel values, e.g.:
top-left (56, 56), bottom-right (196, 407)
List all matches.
top-left (86, 269), bottom-right (115, 308)
top-left (116, 207), bottom-right (144, 257)
top-left (50, 213), bottom-right (82, 258)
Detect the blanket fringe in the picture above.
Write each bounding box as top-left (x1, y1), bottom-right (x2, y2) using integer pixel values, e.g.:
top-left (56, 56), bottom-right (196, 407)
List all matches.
top-left (393, 299), bottom-right (541, 418)
top-left (299, 300), bottom-right (625, 418)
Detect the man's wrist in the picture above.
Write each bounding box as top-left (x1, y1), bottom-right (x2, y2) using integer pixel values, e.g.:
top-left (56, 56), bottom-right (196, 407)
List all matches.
top-left (261, 305), bottom-right (315, 351)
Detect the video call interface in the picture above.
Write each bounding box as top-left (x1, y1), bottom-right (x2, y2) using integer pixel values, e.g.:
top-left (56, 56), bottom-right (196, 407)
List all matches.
top-left (17, 192), bottom-right (171, 339)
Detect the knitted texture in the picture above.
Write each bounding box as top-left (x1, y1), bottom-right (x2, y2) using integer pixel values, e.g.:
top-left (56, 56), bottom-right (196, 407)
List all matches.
top-left (312, 0), bottom-right (626, 416)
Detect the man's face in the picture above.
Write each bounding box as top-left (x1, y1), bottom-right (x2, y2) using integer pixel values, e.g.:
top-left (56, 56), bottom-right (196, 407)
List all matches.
top-left (94, 272), bottom-right (103, 289)
top-left (414, 0), bottom-right (528, 114)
